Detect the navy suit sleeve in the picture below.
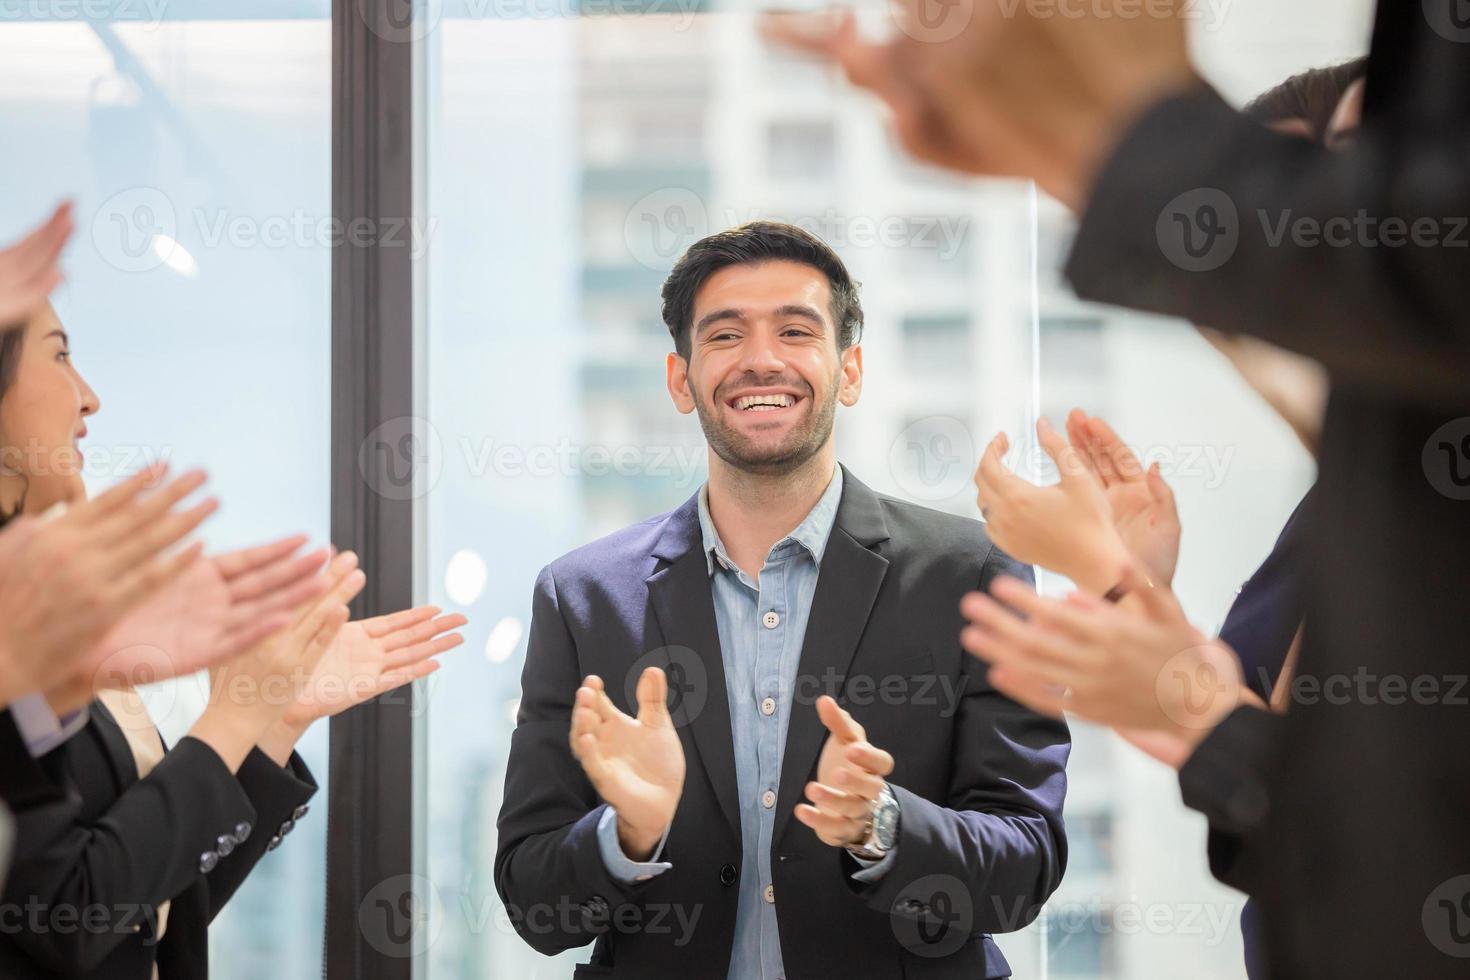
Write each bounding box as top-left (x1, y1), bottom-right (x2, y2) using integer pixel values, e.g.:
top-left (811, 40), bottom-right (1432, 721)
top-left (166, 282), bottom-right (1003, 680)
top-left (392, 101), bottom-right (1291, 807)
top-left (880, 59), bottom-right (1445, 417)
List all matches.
top-left (845, 549), bottom-right (1071, 936)
top-left (494, 565), bottom-right (664, 956)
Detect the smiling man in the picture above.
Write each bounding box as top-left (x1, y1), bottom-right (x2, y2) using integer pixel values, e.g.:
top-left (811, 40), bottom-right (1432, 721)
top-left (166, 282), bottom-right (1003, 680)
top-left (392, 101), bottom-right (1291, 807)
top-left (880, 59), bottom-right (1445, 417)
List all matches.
top-left (495, 221), bottom-right (1069, 979)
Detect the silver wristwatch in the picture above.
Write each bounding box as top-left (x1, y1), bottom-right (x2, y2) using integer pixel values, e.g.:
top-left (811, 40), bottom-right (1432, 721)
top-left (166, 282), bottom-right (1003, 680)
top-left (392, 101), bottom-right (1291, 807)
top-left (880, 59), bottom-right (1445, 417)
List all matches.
top-left (848, 782), bottom-right (900, 861)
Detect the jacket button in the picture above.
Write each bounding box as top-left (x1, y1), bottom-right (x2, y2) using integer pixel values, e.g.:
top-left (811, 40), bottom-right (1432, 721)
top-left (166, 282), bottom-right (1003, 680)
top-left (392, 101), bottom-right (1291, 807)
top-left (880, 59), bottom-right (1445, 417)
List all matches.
top-left (234, 822), bottom-right (252, 843)
top-left (216, 835), bottom-right (236, 858)
top-left (266, 836), bottom-right (283, 852)
top-left (718, 863), bottom-right (738, 887)
top-left (199, 851), bottom-right (220, 873)
top-left (278, 819), bottom-right (296, 838)
top-left (292, 804), bottom-right (311, 821)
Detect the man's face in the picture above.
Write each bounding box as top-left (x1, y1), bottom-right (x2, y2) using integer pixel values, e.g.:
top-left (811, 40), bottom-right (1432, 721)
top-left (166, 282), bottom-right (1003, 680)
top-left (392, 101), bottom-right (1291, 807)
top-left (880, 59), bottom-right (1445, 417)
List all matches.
top-left (667, 259), bottom-right (862, 475)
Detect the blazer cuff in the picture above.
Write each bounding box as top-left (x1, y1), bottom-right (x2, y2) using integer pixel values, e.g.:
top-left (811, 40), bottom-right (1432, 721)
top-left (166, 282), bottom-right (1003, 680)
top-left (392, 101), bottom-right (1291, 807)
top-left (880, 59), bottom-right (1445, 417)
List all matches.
top-left (566, 804), bottom-right (657, 908)
top-left (235, 747), bottom-right (317, 853)
top-left (1177, 705), bottom-right (1279, 836)
top-left (841, 785), bottom-right (943, 910)
top-left (150, 736), bottom-right (261, 870)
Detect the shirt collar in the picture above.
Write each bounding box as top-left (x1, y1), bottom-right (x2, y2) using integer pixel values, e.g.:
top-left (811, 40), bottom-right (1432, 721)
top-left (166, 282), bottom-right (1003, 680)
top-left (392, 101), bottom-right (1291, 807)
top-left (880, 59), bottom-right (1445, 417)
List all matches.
top-left (697, 465), bottom-right (844, 577)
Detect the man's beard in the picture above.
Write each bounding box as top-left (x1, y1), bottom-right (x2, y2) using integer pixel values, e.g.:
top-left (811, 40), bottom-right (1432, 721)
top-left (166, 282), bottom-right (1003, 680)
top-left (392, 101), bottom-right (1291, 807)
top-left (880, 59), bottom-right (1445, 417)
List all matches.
top-left (691, 372), bottom-right (838, 476)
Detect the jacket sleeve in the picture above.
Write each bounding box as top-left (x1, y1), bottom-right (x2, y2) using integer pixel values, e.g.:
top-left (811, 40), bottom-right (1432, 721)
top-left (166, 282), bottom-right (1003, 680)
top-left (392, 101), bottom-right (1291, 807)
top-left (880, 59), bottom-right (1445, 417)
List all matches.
top-left (0, 711), bottom-right (72, 894)
top-left (1176, 705), bottom-right (1281, 895)
top-left (204, 748), bottom-right (318, 923)
top-left (0, 731), bottom-right (261, 974)
top-left (493, 565), bottom-right (667, 956)
top-left (845, 550), bottom-right (1071, 939)
top-left (1065, 50), bottom-right (1470, 407)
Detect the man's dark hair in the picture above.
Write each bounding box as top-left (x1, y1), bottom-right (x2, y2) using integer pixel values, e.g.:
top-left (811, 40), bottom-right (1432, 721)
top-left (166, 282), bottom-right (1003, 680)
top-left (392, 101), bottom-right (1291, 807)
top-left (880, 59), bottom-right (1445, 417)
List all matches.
top-left (659, 220), bottom-right (863, 360)
top-left (1243, 57), bottom-right (1369, 143)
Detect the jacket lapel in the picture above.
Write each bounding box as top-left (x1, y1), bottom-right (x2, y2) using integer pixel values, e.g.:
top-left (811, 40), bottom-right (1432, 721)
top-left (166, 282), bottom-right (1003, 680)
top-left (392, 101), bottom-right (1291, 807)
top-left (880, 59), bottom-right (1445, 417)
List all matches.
top-left (646, 495), bottom-right (743, 845)
top-left (772, 467), bottom-right (891, 847)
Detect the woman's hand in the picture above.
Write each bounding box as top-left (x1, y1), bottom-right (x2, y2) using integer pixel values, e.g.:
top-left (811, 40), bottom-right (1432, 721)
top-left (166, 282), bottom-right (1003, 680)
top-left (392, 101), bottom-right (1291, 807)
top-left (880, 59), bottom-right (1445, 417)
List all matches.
top-left (1065, 410), bottom-right (1181, 587)
top-left (258, 605), bottom-right (466, 759)
top-left (88, 536), bottom-right (332, 692)
top-left (0, 202), bottom-right (72, 328)
top-left (0, 465), bottom-right (217, 710)
top-left (960, 570), bottom-right (1246, 756)
top-left (189, 552), bottom-right (363, 772)
top-left (974, 417), bottom-right (1132, 595)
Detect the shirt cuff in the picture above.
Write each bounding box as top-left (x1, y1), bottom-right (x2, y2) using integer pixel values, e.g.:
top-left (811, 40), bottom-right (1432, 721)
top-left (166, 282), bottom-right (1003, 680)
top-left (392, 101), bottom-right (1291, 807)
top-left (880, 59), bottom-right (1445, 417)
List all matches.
top-left (848, 845), bottom-right (899, 883)
top-left (596, 806), bottom-right (672, 885)
top-left (9, 694), bottom-right (89, 757)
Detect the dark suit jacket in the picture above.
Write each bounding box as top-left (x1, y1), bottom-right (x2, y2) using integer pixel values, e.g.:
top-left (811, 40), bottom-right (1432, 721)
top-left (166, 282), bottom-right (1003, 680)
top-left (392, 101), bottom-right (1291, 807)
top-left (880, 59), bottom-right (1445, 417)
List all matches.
top-left (495, 467), bottom-right (1070, 979)
top-left (1219, 488), bottom-right (1314, 704)
top-left (0, 701), bottom-right (316, 979)
top-left (1066, 3), bottom-right (1470, 975)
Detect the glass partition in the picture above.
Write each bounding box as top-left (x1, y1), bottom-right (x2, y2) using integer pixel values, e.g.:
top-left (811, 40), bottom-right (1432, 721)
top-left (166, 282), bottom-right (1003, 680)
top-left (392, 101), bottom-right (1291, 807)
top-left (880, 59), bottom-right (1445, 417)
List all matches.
top-left (0, 12), bottom-right (331, 978)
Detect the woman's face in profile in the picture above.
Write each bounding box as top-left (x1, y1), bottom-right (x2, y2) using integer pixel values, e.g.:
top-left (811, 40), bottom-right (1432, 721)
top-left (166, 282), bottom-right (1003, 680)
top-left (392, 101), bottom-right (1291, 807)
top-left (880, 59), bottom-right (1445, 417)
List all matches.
top-left (0, 304), bottom-right (99, 512)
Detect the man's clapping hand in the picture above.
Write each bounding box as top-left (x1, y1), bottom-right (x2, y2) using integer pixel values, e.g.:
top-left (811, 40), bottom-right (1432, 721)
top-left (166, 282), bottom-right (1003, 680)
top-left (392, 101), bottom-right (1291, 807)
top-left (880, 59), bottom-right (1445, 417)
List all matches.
top-left (795, 696), bottom-right (894, 848)
top-left (569, 668), bottom-right (685, 862)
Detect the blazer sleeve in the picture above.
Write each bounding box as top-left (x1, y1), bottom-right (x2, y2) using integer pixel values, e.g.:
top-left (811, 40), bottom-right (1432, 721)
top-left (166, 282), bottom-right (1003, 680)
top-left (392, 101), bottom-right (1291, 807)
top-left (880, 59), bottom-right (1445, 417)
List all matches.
top-left (203, 747), bottom-right (318, 923)
top-left (1065, 41), bottom-right (1470, 407)
top-left (494, 565), bottom-right (665, 957)
top-left (0, 711), bottom-right (72, 890)
top-left (0, 732), bottom-right (260, 975)
top-left (1176, 705), bottom-right (1281, 895)
top-left (844, 549), bottom-right (1071, 936)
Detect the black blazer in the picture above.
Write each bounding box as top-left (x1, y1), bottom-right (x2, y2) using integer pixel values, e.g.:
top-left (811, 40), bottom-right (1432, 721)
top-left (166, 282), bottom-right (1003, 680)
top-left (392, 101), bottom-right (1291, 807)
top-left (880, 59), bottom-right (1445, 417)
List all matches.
top-left (0, 700), bottom-right (316, 979)
top-left (1066, 2), bottom-right (1470, 976)
top-left (495, 467), bottom-right (1070, 979)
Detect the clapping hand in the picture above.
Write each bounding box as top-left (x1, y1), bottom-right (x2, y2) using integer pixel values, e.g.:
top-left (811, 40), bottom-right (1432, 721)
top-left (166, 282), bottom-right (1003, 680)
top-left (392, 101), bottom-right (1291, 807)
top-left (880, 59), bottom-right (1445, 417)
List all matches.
top-left (569, 668), bottom-right (685, 862)
top-left (795, 696), bottom-right (894, 848)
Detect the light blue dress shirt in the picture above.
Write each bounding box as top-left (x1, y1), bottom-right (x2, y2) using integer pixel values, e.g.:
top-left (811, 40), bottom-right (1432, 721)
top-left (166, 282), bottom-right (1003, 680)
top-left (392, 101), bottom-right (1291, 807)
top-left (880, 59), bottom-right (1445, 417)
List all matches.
top-left (598, 467), bottom-right (897, 980)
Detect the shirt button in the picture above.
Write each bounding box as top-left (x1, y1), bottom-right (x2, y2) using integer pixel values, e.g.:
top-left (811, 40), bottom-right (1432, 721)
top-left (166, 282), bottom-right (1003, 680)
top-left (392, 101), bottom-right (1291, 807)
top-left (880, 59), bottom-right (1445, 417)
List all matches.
top-left (762, 611), bottom-right (780, 629)
top-left (760, 697), bottom-right (776, 716)
top-left (761, 790), bottom-right (776, 809)
top-left (764, 884), bottom-right (775, 904)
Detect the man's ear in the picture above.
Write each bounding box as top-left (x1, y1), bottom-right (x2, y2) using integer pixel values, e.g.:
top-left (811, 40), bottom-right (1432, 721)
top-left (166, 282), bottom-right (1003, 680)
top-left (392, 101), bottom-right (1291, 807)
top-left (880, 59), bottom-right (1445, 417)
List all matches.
top-left (667, 351), bottom-right (696, 415)
top-left (838, 343), bottom-right (863, 407)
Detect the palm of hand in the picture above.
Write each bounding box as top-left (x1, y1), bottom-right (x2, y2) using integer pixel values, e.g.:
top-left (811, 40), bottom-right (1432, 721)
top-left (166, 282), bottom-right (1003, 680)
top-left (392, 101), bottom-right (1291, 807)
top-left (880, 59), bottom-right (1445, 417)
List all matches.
top-left (598, 713), bottom-right (685, 828)
top-left (284, 621), bottom-right (379, 725)
top-left (95, 561), bottom-right (232, 686)
top-left (1101, 480), bottom-right (1177, 586)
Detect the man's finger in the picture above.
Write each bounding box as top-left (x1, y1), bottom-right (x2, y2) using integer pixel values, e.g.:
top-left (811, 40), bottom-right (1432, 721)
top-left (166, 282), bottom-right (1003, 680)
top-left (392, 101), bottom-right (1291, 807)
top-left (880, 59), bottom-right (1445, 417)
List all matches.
top-left (833, 764), bottom-right (886, 801)
top-left (843, 742), bottom-right (894, 778)
top-left (635, 667), bottom-right (671, 726)
top-left (816, 695), bottom-right (862, 743)
top-left (804, 781), bottom-right (870, 821)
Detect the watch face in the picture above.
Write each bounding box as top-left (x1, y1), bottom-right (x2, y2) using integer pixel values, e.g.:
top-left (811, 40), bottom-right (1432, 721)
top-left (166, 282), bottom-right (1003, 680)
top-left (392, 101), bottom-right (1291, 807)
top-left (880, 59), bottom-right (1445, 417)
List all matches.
top-left (873, 795), bottom-right (898, 848)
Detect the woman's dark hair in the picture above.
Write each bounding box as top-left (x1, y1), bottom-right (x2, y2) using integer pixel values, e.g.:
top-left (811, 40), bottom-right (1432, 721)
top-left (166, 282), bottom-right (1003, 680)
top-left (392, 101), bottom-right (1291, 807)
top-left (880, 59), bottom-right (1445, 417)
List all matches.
top-left (1243, 57), bottom-right (1369, 143)
top-left (0, 324), bottom-right (28, 526)
top-left (660, 220), bottom-right (864, 359)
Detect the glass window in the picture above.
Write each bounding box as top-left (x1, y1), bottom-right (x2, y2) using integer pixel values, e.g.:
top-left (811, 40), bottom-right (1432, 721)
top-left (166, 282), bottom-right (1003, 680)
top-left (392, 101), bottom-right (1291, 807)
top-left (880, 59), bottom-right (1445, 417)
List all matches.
top-left (0, 12), bottom-right (331, 978)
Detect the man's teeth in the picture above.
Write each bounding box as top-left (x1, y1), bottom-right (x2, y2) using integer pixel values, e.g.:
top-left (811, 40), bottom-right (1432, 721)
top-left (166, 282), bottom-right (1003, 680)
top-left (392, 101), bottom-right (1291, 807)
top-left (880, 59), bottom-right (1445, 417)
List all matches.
top-left (736, 394), bottom-right (796, 411)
